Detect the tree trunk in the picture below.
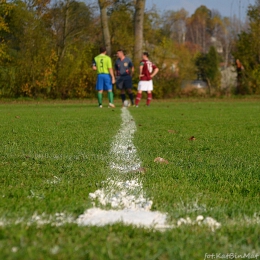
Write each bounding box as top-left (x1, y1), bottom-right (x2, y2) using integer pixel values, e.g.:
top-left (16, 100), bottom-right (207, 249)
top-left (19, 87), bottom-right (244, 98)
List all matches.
top-left (206, 77), bottom-right (211, 95)
top-left (98, 0), bottom-right (111, 56)
top-left (133, 0), bottom-right (146, 69)
top-left (60, 0), bottom-right (70, 63)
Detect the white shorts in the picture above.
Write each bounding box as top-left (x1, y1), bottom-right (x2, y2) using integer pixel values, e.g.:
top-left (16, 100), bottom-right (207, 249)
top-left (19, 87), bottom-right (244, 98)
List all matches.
top-left (138, 80), bottom-right (153, 91)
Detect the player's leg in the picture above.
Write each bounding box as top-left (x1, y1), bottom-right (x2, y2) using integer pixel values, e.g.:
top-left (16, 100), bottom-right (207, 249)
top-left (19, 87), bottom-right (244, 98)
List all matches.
top-left (147, 90), bottom-right (152, 106)
top-left (125, 76), bottom-right (134, 105)
top-left (146, 80), bottom-right (153, 106)
top-left (116, 77), bottom-right (125, 104)
top-left (135, 90), bottom-right (142, 107)
top-left (108, 91), bottom-right (114, 107)
top-left (127, 89), bottom-right (134, 106)
top-left (104, 74), bottom-right (115, 108)
top-left (96, 75), bottom-right (104, 107)
top-left (121, 89), bottom-right (126, 104)
top-left (107, 90), bottom-right (115, 108)
top-left (97, 91), bottom-right (103, 107)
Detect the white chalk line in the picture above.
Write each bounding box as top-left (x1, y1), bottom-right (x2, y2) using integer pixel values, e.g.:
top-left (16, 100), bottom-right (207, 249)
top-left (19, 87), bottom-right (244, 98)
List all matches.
top-left (77, 107), bottom-right (170, 229)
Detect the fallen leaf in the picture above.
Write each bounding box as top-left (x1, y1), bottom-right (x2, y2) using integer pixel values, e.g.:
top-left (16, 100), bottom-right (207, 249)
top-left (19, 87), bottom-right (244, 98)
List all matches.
top-left (154, 157), bottom-right (169, 164)
top-left (168, 130), bottom-right (176, 133)
top-left (188, 136), bottom-right (196, 141)
top-left (133, 167), bottom-right (147, 174)
top-left (15, 116), bottom-right (20, 119)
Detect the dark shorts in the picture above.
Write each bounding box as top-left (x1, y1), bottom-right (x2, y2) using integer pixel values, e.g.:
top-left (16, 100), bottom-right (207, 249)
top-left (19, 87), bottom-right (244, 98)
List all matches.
top-left (116, 76), bottom-right (133, 90)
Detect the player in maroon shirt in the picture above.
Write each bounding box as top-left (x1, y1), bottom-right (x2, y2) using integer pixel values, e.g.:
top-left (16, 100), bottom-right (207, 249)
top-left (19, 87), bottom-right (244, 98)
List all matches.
top-left (135, 52), bottom-right (159, 107)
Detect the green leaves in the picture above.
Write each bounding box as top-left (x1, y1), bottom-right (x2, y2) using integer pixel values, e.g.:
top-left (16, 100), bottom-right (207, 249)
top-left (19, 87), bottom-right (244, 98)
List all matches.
top-left (195, 46), bottom-right (221, 91)
top-left (233, 1), bottom-right (260, 94)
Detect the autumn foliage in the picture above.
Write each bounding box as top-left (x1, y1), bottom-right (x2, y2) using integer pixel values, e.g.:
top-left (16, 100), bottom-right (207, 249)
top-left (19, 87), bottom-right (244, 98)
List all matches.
top-left (0, 0), bottom-right (258, 98)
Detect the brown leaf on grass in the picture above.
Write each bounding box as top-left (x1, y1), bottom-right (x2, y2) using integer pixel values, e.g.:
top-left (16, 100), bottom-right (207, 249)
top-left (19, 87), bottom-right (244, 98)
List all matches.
top-left (168, 130), bottom-right (176, 133)
top-left (188, 136), bottom-right (196, 141)
top-left (154, 157), bottom-right (169, 164)
top-left (133, 167), bottom-right (147, 174)
top-left (15, 116), bottom-right (20, 119)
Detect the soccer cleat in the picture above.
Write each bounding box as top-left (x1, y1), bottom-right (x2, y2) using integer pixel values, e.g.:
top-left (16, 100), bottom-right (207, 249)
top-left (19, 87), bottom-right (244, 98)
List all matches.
top-left (108, 103), bottom-right (115, 108)
top-left (135, 105), bottom-right (139, 108)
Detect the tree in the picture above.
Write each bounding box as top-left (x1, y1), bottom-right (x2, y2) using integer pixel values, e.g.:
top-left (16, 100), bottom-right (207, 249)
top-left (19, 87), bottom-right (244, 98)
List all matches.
top-left (7, 0), bottom-right (55, 97)
top-left (50, 0), bottom-right (95, 97)
top-left (133, 0), bottom-right (145, 68)
top-left (195, 46), bottom-right (221, 93)
top-left (0, 0), bottom-right (96, 98)
top-left (98, 0), bottom-right (112, 55)
top-left (141, 6), bottom-right (161, 49)
top-left (233, 0), bottom-right (260, 94)
top-left (108, 1), bottom-right (134, 53)
top-left (161, 9), bottom-right (188, 44)
top-left (0, 0), bottom-right (14, 64)
top-left (186, 5), bottom-right (212, 52)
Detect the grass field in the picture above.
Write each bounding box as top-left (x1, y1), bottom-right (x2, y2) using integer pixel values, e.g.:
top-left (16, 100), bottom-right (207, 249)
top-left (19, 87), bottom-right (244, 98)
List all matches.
top-left (0, 99), bottom-right (260, 260)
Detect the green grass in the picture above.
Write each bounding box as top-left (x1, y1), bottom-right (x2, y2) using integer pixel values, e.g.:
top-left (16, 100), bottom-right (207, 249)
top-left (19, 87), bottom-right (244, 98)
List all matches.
top-left (0, 99), bottom-right (260, 260)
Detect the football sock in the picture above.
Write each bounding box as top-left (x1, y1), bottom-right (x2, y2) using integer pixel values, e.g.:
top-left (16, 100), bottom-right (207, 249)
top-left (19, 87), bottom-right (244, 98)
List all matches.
top-left (128, 93), bottom-right (134, 105)
top-left (135, 92), bottom-right (142, 106)
top-left (108, 91), bottom-right (114, 103)
top-left (147, 92), bottom-right (152, 106)
top-left (121, 94), bottom-right (126, 103)
top-left (98, 92), bottom-right (102, 105)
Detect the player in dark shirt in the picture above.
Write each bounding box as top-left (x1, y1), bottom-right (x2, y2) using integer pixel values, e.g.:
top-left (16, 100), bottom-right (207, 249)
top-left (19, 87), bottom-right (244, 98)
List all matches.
top-left (115, 49), bottom-right (135, 106)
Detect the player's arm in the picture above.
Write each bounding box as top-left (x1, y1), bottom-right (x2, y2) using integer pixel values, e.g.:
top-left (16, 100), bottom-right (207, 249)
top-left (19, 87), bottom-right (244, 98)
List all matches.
top-left (128, 60), bottom-right (134, 76)
top-left (139, 65), bottom-right (144, 78)
top-left (114, 63), bottom-right (118, 78)
top-left (139, 61), bottom-right (144, 78)
top-left (151, 66), bottom-right (159, 78)
top-left (109, 68), bottom-right (115, 84)
top-left (131, 66), bottom-right (134, 76)
top-left (106, 58), bottom-right (115, 83)
top-left (92, 59), bottom-right (97, 70)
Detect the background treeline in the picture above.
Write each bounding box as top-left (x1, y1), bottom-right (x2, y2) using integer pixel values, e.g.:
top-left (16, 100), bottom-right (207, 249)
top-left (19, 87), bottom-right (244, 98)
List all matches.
top-left (0, 0), bottom-right (260, 99)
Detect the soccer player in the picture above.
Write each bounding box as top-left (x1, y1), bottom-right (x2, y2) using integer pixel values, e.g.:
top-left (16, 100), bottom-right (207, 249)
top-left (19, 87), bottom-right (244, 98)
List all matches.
top-left (115, 49), bottom-right (135, 106)
top-left (92, 47), bottom-right (116, 108)
top-left (135, 52), bottom-right (159, 107)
